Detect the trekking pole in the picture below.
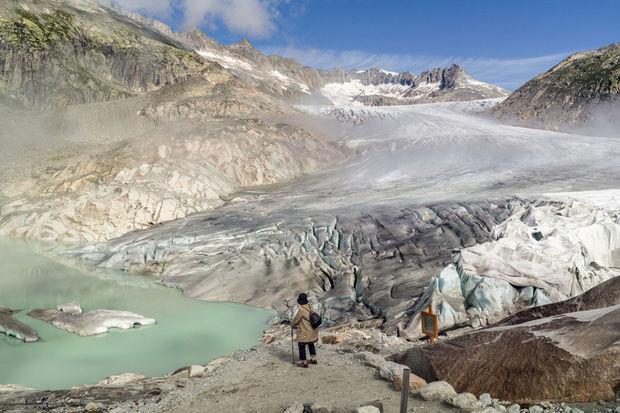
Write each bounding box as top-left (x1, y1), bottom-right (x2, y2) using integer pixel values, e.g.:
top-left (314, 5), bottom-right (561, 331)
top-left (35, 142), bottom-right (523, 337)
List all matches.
top-left (291, 325), bottom-right (295, 364)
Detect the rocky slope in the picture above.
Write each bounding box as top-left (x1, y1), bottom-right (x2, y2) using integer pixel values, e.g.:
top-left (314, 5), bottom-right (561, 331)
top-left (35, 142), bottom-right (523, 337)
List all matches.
top-left (494, 42), bottom-right (620, 129)
top-left (0, 115), bottom-right (342, 242)
top-left (395, 276), bottom-right (620, 404)
top-left (0, 0), bottom-right (208, 108)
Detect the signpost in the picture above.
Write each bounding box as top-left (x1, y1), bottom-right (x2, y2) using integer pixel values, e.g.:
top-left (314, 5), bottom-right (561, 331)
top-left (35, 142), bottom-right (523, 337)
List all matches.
top-left (420, 304), bottom-right (439, 343)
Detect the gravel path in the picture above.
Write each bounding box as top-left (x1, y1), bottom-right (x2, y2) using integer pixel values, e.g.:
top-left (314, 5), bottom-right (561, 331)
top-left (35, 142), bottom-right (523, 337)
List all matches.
top-left (140, 343), bottom-right (456, 413)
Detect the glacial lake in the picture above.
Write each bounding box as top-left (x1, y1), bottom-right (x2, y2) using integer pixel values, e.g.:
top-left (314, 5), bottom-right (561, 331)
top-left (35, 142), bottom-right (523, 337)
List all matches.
top-left (0, 238), bottom-right (273, 390)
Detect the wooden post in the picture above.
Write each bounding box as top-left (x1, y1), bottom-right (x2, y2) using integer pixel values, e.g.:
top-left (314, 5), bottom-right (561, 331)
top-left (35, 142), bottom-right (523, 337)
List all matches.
top-left (428, 305), bottom-right (435, 344)
top-left (400, 367), bottom-right (410, 413)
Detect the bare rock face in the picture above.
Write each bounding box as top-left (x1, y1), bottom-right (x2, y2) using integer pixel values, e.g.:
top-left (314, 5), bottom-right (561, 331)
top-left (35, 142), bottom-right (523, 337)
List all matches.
top-left (0, 307), bottom-right (39, 342)
top-left (28, 303), bottom-right (155, 336)
top-left (353, 67), bottom-right (415, 87)
top-left (494, 42), bottom-right (620, 130)
top-left (0, 0), bottom-right (206, 109)
top-left (394, 279), bottom-right (620, 404)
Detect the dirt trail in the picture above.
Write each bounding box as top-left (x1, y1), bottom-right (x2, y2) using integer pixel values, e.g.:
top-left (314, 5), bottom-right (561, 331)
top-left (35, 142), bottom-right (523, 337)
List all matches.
top-left (144, 343), bottom-right (455, 413)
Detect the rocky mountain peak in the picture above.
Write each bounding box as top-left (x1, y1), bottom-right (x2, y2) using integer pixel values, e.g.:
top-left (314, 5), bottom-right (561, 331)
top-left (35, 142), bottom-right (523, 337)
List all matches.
top-left (230, 38), bottom-right (254, 51)
top-left (227, 38), bottom-right (262, 61)
top-left (413, 64), bottom-right (466, 88)
top-left (179, 29), bottom-right (221, 50)
top-left (442, 63), bottom-right (467, 88)
top-left (353, 67), bottom-right (416, 87)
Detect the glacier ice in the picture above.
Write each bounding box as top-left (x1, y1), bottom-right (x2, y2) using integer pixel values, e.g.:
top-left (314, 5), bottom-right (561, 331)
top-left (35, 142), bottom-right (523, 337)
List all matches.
top-left (402, 197), bottom-right (620, 338)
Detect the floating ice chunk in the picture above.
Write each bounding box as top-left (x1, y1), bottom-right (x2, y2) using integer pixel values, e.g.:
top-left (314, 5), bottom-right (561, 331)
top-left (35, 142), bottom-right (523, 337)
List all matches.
top-left (29, 304), bottom-right (155, 337)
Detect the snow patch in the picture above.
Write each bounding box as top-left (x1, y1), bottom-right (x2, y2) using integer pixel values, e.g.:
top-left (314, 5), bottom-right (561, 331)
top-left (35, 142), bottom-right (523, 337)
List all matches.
top-left (197, 49), bottom-right (255, 72)
top-left (320, 80), bottom-right (411, 106)
top-left (270, 70), bottom-right (310, 94)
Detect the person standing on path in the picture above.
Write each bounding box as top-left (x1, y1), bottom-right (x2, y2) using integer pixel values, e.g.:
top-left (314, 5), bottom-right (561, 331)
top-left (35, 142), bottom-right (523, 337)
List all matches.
top-left (292, 293), bottom-right (319, 368)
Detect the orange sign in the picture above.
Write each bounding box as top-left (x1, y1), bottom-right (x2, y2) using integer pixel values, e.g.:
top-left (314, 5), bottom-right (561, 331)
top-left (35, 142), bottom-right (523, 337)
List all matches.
top-left (420, 305), bottom-right (439, 342)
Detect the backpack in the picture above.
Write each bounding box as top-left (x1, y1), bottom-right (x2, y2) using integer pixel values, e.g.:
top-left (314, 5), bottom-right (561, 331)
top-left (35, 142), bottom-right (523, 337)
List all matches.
top-left (309, 311), bottom-right (322, 329)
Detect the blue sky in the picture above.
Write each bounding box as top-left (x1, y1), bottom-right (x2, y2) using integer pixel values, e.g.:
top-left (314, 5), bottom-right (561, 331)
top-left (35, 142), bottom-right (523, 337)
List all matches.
top-left (116, 0), bottom-right (620, 90)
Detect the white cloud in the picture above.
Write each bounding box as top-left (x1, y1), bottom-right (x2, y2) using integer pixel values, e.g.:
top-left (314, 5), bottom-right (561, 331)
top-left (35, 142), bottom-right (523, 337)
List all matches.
top-left (182, 0), bottom-right (276, 36)
top-left (262, 46), bottom-right (572, 90)
top-left (108, 0), bottom-right (174, 17)
top-left (109, 0), bottom-right (279, 38)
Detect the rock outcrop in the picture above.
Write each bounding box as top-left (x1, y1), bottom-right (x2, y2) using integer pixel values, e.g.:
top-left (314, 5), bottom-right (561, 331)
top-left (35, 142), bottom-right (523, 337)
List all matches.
top-left (494, 42), bottom-right (620, 129)
top-left (0, 307), bottom-right (39, 342)
top-left (27, 302), bottom-right (155, 336)
top-left (394, 278), bottom-right (620, 403)
top-left (0, 0), bottom-right (206, 108)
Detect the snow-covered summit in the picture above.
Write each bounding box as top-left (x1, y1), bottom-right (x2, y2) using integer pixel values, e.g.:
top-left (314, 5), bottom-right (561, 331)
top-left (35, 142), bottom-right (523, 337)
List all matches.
top-left (322, 64), bottom-right (507, 107)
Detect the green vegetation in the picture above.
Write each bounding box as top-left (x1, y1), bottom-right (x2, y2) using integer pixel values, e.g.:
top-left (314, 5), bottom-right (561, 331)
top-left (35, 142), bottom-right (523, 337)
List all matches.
top-left (0, 8), bottom-right (81, 51)
top-left (0, 4), bottom-right (209, 108)
top-left (553, 47), bottom-right (620, 93)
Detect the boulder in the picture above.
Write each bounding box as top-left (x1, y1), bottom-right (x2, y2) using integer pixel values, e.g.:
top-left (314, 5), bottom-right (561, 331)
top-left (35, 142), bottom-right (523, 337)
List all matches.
top-left (359, 400), bottom-right (383, 413)
top-left (283, 402), bottom-right (304, 413)
top-left (413, 381), bottom-right (457, 402)
top-left (491, 401), bottom-right (507, 413)
top-left (204, 356), bottom-right (232, 374)
top-left (320, 335), bottom-right (343, 345)
top-left (170, 365), bottom-right (206, 379)
top-left (85, 402), bottom-right (105, 412)
top-left (358, 351), bottom-right (425, 391)
top-left (449, 392), bottom-right (481, 410)
top-left (393, 371), bottom-right (427, 391)
top-left (57, 302), bottom-right (83, 315)
top-left (354, 407), bottom-right (380, 413)
top-left (358, 352), bottom-right (385, 369)
top-left (309, 403), bottom-right (331, 413)
top-left (528, 407), bottom-right (543, 413)
top-left (507, 405), bottom-right (520, 413)
top-left (479, 393), bottom-right (493, 407)
top-left (96, 373), bottom-right (146, 386)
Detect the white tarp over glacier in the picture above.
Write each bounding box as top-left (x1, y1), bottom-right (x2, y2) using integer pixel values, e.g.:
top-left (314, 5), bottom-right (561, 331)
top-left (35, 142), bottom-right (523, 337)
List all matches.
top-left (403, 194), bottom-right (620, 338)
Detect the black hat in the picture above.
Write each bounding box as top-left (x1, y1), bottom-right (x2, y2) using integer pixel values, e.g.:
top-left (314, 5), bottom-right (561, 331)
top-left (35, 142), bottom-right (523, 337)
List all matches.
top-left (297, 293), bottom-right (308, 305)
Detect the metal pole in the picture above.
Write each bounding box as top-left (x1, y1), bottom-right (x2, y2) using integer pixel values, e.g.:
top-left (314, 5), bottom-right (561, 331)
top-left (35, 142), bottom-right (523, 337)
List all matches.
top-left (291, 326), bottom-right (295, 364)
top-left (400, 367), bottom-right (410, 413)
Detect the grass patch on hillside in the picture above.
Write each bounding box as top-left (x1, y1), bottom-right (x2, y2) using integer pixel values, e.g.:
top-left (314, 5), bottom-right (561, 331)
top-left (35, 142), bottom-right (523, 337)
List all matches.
top-left (0, 8), bottom-right (81, 51)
